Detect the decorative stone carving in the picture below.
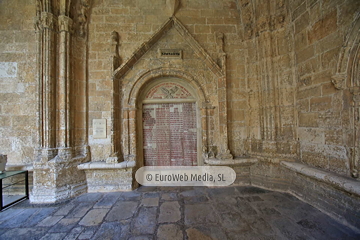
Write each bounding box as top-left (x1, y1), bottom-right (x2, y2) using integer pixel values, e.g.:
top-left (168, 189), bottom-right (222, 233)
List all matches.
top-left (78, 0), bottom-right (90, 38)
top-left (112, 16), bottom-right (233, 165)
top-left (34, 0), bottom-right (42, 30)
top-left (39, 12), bottom-right (56, 30)
top-left (215, 32), bottom-right (225, 53)
top-left (111, 31), bottom-right (122, 71)
top-left (58, 15), bottom-right (73, 33)
top-left (166, 0), bottom-right (180, 16)
top-left (32, 1), bottom-right (89, 203)
top-left (215, 32), bottom-right (226, 69)
top-left (160, 86), bottom-right (179, 98)
top-left (331, 73), bottom-right (347, 90)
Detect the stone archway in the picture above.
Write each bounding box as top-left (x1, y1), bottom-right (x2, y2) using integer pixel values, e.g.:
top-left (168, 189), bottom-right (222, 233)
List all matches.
top-left (332, 16), bottom-right (360, 178)
top-left (137, 78), bottom-right (201, 167)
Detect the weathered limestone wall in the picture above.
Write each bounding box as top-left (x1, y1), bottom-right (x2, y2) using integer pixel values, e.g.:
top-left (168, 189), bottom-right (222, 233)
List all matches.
top-left (88, 0), bottom-right (242, 161)
top-left (0, 0), bottom-right (38, 165)
top-left (237, 0), bottom-right (359, 178)
top-left (87, 0), bottom-right (360, 178)
top-left (239, 0), bottom-right (298, 160)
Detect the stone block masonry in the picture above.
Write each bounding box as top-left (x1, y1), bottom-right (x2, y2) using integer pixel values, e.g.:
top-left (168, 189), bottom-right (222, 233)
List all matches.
top-left (0, 0), bottom-right (360, 230)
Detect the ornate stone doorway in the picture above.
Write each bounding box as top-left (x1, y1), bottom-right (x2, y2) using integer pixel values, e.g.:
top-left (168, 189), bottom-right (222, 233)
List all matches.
top-left (139, 79), bottom-right (199, 166)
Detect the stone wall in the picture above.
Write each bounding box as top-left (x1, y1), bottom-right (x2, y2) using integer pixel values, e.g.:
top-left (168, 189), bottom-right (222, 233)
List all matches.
top-left (87, 0), bottom-right (241, 161)
top-left (294, 0), bottom-right (360, 176)
top-left (86, 0), bottom-right (360, 179)
top-left (0, 0), bottom-right (37, 165)
top-left (0, 0), bottom-right (359, 205)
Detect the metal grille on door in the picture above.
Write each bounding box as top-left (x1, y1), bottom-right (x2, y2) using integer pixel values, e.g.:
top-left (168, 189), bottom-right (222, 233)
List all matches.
top-left (143, 102), bottom-right (197, 166)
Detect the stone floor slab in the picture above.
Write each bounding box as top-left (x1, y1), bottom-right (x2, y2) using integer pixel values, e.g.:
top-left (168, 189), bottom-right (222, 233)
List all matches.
top-left (77, 226), bottom-right (98, 240)
top-left (93, 192), bottom-right (122, 208)
top-left (185, 204), bottom-right (217, 225)
top-left (63, 226), bottom-right (84, 240)
top-left (79, 209), bottom-right (109, 226)
top-left (91, 222), bottom-right (126, 240)
top-left (106, 201), bottom-right (138, 221)
top-left (159, 201), bottom-right (181, 223)
top-left (37, 215), bottom-right (64, 227)
top-left (48, 218), bottom-right (80, 233)
top-left (141, 197), bottom-right (159, 207)
top-left (0, 208), bottom-right (38, 228)
top-left (0, 227), bottom-right (49, 240)
top-left (40, 233), bottom-right (68, 240)
top-left (0, 186), bottom-right (358, 240)
top-left (157, 224), bottom-right (182, 240)
top-left (132, 207), bottom-right (158, 235)
top-left (187, 225), bottom-right (228, 240)
top-left (27, 208), bottom-right (58, 227)
top-left (161, 192), bottom-right (178, 201)
top-left (53, 202), bottom-right (76, 216)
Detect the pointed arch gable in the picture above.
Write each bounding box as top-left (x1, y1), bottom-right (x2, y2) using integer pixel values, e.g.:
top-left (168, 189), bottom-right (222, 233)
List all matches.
top-left (113, 16), bottom-right (224, 81)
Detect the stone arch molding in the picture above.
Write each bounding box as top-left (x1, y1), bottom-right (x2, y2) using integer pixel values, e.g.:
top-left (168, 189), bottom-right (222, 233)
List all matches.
top-left (108, 16), bottom-right (233, 165)
top-left (332, 15), bottom-right (360, 178)
top-left (127, 68), bottom-right (207, 107)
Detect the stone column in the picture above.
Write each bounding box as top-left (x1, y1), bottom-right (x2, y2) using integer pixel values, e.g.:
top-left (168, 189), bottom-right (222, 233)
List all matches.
top-left (216, 53), bottom-right (233, 160)
top-left (35, 10), bottom-right (57, 162)
top-left (122, 108), bottom-right (132, 161)
top-left (57, 15), bottom-right (73, 157)
top-left (128, 108), bottom-right (137, 162)
top-left (351, 88), bottom-right (360, 178)
top-left (106, 32), bottom-right (122, 163)
top-left (32, 1), bottom-right (89, 203)
top-left (32, 3), bottom-right (59, 203)
top-left (200, 105), bottom-right (208, 161)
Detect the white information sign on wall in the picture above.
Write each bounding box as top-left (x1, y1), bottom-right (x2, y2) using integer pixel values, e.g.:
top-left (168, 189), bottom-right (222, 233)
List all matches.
top-left (93, 119), bottom-right (107, 139)
top-left (0, 62), bottom-right (17, 78)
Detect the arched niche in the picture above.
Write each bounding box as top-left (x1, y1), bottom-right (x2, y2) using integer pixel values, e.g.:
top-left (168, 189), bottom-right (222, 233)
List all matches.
top-left (120, 69), bottom-right (209, 168)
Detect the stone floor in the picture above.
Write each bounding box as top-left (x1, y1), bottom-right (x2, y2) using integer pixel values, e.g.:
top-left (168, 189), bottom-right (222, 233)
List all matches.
top-left (0, 186), bottom-right (359, 240)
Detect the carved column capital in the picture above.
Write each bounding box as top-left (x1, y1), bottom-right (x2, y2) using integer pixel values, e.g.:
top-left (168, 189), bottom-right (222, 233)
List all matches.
top-left (58, 15), bottom-right (73, 33)
top-left (201, 102), bottom-right (215, 109)
top-left (40, 12), bottom-right (56, 30)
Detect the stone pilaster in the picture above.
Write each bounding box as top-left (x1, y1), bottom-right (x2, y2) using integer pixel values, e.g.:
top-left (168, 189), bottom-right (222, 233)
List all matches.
top-left (215, 33), bottom-right (233, 160)
top-left (32, 1), bottom-right (88, 203)
top-left (36, 10), bottom-right (57, 162)
top-left (350, 88), bottom-right (360, 178)
top-left (58, 15), bottom-right (73, 154)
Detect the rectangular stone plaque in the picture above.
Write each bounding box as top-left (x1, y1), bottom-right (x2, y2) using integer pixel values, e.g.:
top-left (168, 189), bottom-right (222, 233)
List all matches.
top-left (0, 62), bottom-right (17, 78)
top-left (93, 119), bottom-right (107, 139)
top-left (159, 49), bottom-right (182, 59)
